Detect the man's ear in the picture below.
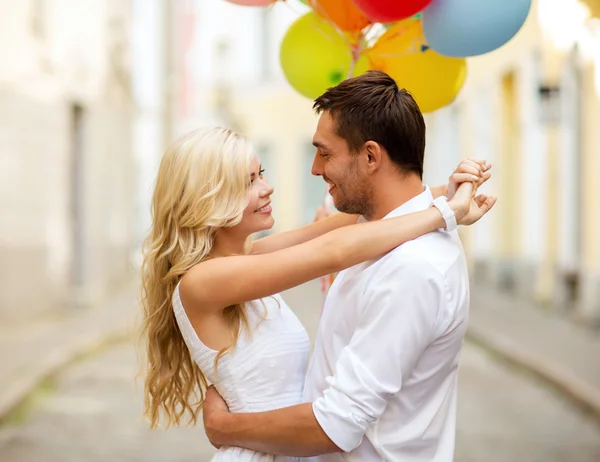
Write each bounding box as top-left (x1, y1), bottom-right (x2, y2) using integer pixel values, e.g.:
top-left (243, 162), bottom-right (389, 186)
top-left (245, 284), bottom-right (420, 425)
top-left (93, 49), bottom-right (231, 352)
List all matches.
top-left (363, 140), bottom-right (384, 174)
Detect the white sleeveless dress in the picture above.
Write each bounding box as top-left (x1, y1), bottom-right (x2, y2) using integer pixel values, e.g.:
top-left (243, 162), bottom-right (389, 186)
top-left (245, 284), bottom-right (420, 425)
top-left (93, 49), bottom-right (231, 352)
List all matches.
top-left (173, 285), bottom-right (311, 462)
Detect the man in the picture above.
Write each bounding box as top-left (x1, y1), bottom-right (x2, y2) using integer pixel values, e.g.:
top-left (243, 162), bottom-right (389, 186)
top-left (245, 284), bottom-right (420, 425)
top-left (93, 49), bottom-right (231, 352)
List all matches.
top-left (203, 70), bottom-right (495, 460)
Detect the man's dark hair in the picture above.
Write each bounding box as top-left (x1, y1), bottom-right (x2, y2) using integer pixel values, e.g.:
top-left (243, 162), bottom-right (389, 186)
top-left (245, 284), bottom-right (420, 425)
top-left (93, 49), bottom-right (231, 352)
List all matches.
top-left (313, 70), bottom-right (426, 179)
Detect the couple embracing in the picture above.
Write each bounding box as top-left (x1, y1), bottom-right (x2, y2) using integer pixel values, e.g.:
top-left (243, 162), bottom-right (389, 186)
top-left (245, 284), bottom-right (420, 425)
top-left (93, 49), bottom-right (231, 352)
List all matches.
top-left (141, 70), bottom-right (496, 462)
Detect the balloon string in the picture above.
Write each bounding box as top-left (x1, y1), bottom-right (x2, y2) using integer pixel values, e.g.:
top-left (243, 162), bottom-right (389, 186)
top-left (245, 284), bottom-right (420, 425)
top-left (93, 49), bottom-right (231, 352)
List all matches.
top-left (347, 28), bottom-right (370, 78)
top-left (370, 50), bottom-right (418, 59)
top-left (282, 0), bottom-right (386, 78)
top-left (371, 34), bottom-right (424, 58)
top-left (308, 22), bottom-right (354, 59)
top-left (281, 1), bottom-right (426, 79)
top-left (347, 58), bottom-right (357, 78)
top-left (309, 0), bottom-right (364, 53)
top-left (370, 37), bottom-right (423, 60)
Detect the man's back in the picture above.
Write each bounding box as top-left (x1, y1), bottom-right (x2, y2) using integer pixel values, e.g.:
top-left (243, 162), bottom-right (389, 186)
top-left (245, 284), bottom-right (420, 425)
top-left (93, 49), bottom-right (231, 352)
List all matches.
top-left (304, 205), bottom-right (470, 461)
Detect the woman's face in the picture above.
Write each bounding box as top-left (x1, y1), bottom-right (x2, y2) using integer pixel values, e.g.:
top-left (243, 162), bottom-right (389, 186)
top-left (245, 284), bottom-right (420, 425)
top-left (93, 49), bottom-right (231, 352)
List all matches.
top-left (236, 156), bottom-right (275, 235)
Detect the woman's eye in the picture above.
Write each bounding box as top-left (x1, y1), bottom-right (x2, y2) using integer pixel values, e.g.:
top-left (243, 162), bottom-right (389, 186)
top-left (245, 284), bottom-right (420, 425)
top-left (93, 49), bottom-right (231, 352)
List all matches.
top-left (249, 169), bottom-right (265, 186)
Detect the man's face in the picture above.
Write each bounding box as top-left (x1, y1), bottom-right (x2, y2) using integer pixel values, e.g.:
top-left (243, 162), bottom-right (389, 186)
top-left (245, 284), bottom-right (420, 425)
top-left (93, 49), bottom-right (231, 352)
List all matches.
top-left (311, 111), bottom-right (374, 216)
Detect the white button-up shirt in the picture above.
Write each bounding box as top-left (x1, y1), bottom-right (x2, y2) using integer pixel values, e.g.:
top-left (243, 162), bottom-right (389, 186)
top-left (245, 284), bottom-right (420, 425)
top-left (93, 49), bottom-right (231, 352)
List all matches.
top-left (303, 186), bottom-right (470, 462)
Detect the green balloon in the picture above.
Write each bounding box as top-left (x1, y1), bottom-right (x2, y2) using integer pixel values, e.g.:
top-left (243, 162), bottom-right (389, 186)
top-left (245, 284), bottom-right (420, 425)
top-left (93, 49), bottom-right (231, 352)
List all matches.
top-left (280, 12), bottom-right (370, 99)
top-left (299, 0), bottom-right (308, 4)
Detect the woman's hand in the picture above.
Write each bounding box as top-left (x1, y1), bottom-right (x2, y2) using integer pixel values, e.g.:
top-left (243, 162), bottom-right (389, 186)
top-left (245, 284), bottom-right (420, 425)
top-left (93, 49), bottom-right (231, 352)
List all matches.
top-left (447, 158), bottom-right (492, 200)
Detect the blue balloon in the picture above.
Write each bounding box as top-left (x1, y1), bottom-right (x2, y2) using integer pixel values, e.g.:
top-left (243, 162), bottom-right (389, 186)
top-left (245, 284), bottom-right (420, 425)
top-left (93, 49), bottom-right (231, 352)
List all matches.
top-left (422, 0), bottom-right (532, 57)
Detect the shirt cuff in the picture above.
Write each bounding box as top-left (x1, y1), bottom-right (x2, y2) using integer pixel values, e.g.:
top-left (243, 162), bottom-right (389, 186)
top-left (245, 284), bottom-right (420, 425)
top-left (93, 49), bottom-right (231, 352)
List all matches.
top-left (312, 388), bottom-right (374, 453)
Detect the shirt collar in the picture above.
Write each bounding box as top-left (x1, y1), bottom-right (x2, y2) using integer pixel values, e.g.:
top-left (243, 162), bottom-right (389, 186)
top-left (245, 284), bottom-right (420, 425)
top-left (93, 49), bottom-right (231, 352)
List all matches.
top-left (358, 185), bottom-right (433, 223)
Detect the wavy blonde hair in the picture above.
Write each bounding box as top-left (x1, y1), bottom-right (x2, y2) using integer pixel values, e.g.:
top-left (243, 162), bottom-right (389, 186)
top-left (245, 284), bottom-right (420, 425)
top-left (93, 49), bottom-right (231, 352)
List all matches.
top-left (140, 127), bottom-right (254, 429)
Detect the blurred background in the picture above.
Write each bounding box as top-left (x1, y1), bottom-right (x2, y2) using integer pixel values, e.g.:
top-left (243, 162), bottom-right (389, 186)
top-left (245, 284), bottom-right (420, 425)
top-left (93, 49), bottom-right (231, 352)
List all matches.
top-left (0, 0), bottom-right (599, 461)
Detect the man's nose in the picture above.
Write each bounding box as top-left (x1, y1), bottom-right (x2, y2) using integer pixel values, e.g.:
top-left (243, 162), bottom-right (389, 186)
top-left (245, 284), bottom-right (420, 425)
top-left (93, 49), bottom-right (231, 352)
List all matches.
top-left (311, 155), bottom-right (322, 176)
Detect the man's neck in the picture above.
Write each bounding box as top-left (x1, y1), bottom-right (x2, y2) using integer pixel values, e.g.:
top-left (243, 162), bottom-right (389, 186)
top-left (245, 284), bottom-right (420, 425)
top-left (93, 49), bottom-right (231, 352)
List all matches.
top-left (365, 174), bottom-right (425, 221)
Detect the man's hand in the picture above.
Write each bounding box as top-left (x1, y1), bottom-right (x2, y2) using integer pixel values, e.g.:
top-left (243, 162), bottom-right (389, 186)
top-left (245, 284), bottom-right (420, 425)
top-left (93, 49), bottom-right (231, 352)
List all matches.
top-left (202, 390), bottom-right (339, 457)
top-left (447, 179), bottom-right (497, 226)
top-left (456, 191), bottom-right (497, 226)
top-left (203, 385), bottom-right (229, 450)
top-left (447, 158), bottom-right (492, 200)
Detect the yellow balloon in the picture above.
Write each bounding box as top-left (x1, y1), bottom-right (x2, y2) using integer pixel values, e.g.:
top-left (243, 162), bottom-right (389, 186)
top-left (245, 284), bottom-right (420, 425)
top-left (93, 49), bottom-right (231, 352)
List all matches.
top-left (280, 12), bottom-right (371, 100)
top-left (367, 19), bottom-right (466, 113)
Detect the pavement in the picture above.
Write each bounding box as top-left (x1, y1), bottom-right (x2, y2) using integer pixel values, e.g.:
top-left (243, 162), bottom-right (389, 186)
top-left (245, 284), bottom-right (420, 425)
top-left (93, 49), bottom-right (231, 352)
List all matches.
top-left (2, 333), bottom-right (600, 462)
top-left (0, 277), bottom-right (138, 422)
top-left (1, 276), bottom-right (599, 427)
top-left (467, 285), bottom-right (600, 421)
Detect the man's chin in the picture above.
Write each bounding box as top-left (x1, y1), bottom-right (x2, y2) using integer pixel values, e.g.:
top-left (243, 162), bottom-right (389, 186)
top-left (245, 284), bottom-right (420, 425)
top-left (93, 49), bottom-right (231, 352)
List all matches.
top-left (336, 200), bottom-right (367, 216)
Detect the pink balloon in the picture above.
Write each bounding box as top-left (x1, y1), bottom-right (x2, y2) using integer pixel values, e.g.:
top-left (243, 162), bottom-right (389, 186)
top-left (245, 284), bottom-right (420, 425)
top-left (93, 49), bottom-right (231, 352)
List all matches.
top-left (226, 0), bottom-right (276, 5)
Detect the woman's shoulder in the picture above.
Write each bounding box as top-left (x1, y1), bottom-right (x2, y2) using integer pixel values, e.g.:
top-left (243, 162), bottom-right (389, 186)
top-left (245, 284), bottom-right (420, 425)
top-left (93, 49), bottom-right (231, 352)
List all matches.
top-left (178, 261), bottom-right (224, 312)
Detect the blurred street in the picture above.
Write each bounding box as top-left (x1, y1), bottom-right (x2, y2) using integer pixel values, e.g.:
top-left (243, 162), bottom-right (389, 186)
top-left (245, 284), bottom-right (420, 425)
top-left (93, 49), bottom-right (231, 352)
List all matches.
top-left (2, 0), bottom-right (600, 461)
top-left (0, 281), bottom-right (599, 462)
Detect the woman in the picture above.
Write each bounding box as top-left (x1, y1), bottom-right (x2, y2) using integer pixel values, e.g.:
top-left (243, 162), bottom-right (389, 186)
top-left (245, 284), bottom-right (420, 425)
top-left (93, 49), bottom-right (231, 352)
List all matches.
top-left (140, 127), bottom-right (492, 461)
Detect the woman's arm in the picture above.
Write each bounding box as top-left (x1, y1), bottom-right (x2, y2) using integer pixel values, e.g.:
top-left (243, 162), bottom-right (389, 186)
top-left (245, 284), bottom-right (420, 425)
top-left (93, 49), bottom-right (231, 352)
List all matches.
top-left (254, 159), bottom-right (491, 255)
top-left (433, 158), bottom-right (492, 200)
top-left (430, 184), bottom-right (448, 199)
top-left (251, 213), bottom-right (359, 255)
top-left (180, 183), bottom-right (491, 315)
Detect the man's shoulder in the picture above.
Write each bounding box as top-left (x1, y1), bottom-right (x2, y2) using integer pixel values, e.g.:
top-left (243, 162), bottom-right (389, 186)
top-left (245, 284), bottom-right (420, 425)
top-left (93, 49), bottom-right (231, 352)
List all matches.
top-left (382, 230), bottom-right (464, 274)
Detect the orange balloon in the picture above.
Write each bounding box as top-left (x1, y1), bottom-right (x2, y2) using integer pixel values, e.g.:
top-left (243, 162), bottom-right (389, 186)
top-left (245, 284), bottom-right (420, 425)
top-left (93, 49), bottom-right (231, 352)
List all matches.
top-left (309, 0), bottom-right (371, 32)
top-left (367, 19), bottom-right (467, 113)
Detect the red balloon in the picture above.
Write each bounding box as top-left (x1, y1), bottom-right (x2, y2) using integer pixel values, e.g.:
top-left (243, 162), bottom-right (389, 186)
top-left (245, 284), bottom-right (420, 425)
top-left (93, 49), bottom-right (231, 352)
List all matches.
top-left (352, 0), bottom-right (432, 23)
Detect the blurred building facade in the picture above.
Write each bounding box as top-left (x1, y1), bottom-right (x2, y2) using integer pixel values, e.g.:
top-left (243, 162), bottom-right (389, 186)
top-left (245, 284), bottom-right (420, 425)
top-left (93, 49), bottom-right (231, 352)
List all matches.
top-left (425, 0), bottom-right (600, 323)
top-left (143, 0), bottom-right (600, 326)
top-left (146, 0), bottom-right (326, 238)
top-left (0, 1), bottom-right (136, 321)
top-left (209, 1), bottom-right (327, 231)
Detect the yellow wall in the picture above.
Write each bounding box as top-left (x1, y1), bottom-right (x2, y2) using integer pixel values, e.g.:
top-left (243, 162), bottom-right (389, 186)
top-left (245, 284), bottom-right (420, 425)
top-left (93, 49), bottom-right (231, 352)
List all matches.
top-left (499, 72), bottom-right (522, 260)
top-left (436, 0), bottom-right (600, 314)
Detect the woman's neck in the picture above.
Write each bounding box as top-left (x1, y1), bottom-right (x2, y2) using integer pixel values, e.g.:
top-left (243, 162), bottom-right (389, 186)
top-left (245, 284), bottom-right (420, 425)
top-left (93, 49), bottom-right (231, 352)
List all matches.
top-left (211, 231), bottom-right (250, 258)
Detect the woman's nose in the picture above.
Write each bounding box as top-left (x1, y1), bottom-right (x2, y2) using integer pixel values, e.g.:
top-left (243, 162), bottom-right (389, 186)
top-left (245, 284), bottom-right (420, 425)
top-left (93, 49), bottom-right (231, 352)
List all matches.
top-left (260, 181), bottom-right (274, 197)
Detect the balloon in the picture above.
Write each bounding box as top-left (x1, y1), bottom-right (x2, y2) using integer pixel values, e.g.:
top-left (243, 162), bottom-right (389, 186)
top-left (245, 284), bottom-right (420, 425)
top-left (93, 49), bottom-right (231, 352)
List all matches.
top-left (422, 0), bottom-right (532, 57)
top-left (226, 0), bottom-right (275, 5)
top-left (309, 0), bottom-right (371, 32)
top-left (280, 12), bottom-right (371, 99)
top-left (353, 0), bottom-right (432, 23)
top-left (367, 20), bottom-right (466, 113)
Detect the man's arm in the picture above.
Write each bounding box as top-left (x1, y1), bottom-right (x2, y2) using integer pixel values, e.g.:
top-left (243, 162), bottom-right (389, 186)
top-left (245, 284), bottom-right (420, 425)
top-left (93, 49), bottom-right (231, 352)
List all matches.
top-left (203, 257), bottom-right (444, 456)
top-left (204, 398), bottom-right (342, 457)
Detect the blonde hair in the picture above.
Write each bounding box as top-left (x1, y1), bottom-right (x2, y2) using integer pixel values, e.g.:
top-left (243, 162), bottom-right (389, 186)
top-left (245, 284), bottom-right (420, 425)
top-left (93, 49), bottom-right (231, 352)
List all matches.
top-left (140, 127), bottom-right (254, 428)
